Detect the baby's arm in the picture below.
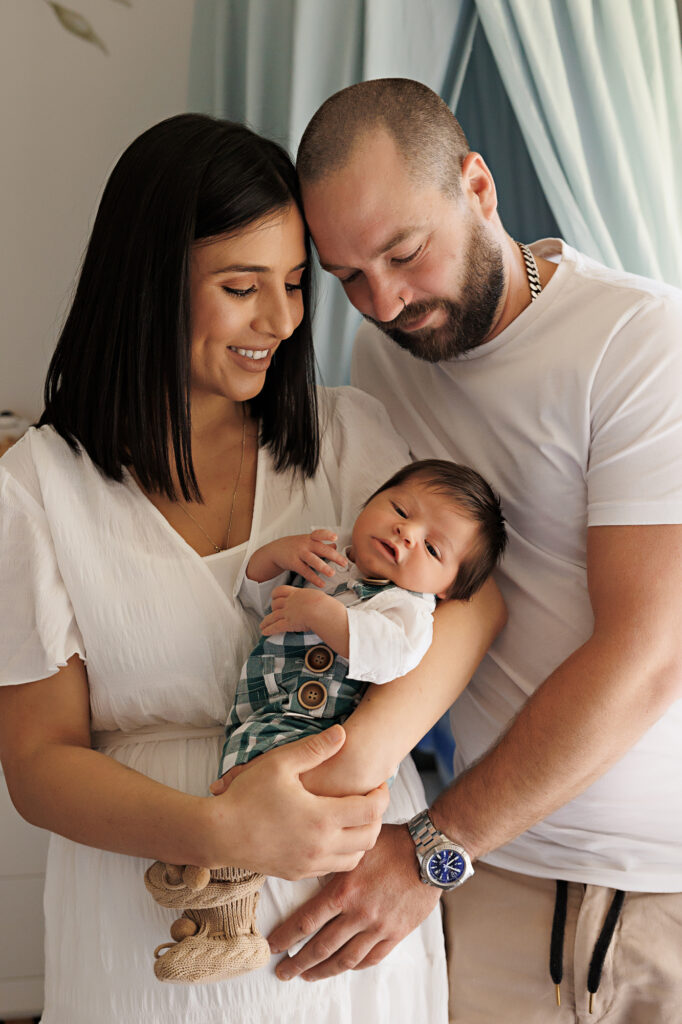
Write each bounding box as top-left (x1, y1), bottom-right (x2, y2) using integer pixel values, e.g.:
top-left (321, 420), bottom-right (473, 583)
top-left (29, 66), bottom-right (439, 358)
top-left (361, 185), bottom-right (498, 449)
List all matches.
top-left (246, 529), bottom-right (347, 586)
top-left (260, 586), bottom-right (350, 657)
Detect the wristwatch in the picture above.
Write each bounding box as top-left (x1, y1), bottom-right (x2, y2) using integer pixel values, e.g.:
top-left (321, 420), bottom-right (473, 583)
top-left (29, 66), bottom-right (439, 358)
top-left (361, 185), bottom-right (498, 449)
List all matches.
top-left (407, 809), bottom-right (474, 890)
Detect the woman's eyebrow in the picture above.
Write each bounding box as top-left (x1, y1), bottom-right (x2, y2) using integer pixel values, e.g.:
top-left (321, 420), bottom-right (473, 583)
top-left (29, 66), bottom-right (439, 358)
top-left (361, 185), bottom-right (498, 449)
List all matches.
top-left (211, 259), bottom-right (307, 275)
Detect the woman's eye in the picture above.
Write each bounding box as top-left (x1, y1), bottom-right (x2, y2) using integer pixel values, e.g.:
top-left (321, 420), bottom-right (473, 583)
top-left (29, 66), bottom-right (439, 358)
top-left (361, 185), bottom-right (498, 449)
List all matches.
top-left (392, 245), bottom-right (423, 265)
top-left (286, 282), bottom-right (304, 293)
top-left (339, 270), bottom-right (360, 285)
top-left (425, 540), bottom-right (441, 560)
top-left (223, 286), bottom-right (256, 298)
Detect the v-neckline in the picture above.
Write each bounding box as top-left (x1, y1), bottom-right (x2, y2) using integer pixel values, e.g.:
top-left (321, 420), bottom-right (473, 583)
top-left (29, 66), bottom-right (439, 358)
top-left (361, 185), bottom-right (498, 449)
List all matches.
top-left (123, 443), bottom-right (267, 603)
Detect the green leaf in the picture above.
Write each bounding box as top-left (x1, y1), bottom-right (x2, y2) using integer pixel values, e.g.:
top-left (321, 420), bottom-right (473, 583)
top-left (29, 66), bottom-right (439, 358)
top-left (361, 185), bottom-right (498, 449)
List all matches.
top-left (46, 2), bottom-right (109, 53)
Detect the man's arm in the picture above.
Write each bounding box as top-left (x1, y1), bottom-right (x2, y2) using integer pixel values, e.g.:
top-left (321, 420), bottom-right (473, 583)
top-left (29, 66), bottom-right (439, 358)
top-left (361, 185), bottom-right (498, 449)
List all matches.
top-left (269, 524), bottom-right (682, 979)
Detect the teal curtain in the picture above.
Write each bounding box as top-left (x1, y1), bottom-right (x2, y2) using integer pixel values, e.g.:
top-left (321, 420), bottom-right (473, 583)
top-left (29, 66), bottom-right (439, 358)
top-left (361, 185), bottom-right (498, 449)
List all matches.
top-left (476, 0), bottom-right (682, 285)
top-left (189, 0), bottom-right (478, 387)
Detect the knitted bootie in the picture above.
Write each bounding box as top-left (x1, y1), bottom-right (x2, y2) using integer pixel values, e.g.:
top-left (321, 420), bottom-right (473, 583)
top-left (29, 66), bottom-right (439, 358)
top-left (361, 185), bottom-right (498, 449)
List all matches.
top-left (153, 866), bottom-right (270, 983)
top-left (145, 861), bottom-right (236, 910)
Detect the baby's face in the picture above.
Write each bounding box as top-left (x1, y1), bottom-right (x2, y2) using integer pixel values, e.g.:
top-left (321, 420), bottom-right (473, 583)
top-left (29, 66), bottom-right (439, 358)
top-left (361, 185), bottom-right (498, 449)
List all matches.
top-left (349, 479), bottom-right (479, 598)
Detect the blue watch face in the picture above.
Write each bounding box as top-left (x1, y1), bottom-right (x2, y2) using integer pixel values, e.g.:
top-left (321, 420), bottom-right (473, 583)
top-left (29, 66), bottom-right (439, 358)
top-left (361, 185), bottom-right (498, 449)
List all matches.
top-left (426, 849), bottom-right (466, 886)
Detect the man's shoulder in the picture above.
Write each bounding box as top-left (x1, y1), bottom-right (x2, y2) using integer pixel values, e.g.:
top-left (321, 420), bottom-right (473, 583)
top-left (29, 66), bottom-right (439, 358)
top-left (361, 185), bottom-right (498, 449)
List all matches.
top-left (549, 239), bottom-right (682, 314)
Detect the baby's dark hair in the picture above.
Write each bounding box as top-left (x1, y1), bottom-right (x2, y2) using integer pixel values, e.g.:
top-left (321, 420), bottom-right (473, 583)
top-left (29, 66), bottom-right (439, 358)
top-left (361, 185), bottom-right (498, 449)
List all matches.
top-left (368, 459), bottom-right (507, 600)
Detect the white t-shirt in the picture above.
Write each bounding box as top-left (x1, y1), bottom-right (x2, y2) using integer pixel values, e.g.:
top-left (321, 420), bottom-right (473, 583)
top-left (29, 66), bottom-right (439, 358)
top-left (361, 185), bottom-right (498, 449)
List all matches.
top-left (353, 239), bottom-right (682, 892)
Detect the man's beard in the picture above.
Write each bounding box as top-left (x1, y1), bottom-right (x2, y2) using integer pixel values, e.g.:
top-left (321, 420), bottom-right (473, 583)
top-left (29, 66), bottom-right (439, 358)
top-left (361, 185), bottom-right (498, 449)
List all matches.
top-left (366, 223), bottom-right (505, 363)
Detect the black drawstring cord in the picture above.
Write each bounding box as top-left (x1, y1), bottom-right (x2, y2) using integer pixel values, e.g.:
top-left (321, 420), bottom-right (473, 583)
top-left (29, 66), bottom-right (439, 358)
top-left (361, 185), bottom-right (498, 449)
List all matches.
top-left (549, 883), bottom-right (626, 1013)
top-left (586, 889), bottom-right (625, 1013)
top-left (549, 880), bottom-right (568, 1006)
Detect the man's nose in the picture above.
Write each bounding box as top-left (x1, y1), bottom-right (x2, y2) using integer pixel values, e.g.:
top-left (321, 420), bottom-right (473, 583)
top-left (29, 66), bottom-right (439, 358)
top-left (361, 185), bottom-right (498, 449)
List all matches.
top-left (367, 277), bottom-right (409, 325)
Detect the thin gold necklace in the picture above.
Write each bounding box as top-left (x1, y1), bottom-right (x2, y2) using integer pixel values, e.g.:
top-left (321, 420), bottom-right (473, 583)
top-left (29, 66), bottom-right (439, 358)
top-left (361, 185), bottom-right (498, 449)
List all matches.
top-left (177, 410), bottom-right (248, 554)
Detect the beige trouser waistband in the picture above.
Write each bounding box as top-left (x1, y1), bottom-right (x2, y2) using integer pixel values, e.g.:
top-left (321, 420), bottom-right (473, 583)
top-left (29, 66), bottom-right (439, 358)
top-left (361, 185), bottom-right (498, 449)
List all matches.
top-left (92, 724), bottom-right (225, 750)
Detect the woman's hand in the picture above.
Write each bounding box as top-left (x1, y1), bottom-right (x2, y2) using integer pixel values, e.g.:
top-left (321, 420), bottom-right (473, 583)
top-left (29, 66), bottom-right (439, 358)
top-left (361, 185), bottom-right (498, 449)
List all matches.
top-left (205, 724), bottom-right (389, 880)
top-left (247, 530), bottom-right (347, 587)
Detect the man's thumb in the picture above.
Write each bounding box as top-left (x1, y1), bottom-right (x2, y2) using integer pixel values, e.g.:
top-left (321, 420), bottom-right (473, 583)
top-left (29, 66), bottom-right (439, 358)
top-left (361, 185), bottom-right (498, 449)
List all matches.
top-left (286, 724), bottom-right (346, 772)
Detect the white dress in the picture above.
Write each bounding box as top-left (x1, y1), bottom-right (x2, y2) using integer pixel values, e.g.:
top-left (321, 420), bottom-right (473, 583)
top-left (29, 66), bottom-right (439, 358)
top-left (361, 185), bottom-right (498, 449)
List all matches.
top-left (0, 387), bottom-right (448, 1024)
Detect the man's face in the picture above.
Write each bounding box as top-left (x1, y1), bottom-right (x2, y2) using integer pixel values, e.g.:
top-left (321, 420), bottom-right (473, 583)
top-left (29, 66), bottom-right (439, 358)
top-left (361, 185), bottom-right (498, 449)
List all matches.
top-left (302, 131), bottom-right (505, 361)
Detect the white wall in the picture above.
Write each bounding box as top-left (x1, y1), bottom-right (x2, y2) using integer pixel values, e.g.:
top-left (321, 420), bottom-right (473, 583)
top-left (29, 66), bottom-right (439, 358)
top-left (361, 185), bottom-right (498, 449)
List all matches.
top-left (0, 0), bottom-right (198, 420)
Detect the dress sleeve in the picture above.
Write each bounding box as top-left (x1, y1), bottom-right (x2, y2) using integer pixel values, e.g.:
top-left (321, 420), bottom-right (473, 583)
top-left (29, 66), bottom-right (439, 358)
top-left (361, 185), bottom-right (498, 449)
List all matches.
top-left (320, 386), bottom-right (411, 525)
top-left (0, 468), bottom-right (85, 685)
top-left (346, 591), bottom-right (435, 684)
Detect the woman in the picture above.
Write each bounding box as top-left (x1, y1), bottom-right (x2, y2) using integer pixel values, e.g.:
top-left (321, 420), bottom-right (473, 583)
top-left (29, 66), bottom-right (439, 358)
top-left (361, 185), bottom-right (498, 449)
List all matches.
top-left (0, 115), bottom-right (504, 1023)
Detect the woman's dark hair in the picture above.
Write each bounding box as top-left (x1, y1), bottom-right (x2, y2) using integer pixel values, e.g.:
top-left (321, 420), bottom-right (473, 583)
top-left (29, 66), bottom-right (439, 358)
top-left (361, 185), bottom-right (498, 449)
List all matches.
top-left (39, 114), bottom-right (319, 498)
top-left (367, 459), bottom-right (508, 600)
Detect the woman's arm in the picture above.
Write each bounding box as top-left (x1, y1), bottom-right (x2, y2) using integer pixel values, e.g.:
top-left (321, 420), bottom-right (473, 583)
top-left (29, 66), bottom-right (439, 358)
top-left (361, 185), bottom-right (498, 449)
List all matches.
top-left (302, 578), bottom-right (507, 796)
top-left (0, 655), bottom-right (388, 879)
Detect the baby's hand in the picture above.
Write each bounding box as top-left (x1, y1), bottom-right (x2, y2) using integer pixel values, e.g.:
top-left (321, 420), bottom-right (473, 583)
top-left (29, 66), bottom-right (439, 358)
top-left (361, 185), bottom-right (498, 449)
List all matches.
top-left (260, 585), bottom-right (327, 635)
top-left (272, 530), bottom-right (348, 587)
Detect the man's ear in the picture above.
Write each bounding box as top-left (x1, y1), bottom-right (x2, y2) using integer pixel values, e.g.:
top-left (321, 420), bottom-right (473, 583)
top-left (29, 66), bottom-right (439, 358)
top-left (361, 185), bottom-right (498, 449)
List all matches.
top-left (460, 151), bottom-right (498, 220)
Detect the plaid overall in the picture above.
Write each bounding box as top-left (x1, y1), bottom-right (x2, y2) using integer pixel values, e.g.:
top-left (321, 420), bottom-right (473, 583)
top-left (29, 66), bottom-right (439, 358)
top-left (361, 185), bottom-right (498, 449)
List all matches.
top-left (220, 576), bottom-right (397, 774)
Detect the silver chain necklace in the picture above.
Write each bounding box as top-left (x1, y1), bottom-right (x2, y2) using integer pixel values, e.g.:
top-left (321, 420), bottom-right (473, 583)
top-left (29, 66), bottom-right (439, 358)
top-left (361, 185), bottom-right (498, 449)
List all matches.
top-left (177, 410), bottom-right (248, 554)
top-left (518, 242), bottom-right (542, 302)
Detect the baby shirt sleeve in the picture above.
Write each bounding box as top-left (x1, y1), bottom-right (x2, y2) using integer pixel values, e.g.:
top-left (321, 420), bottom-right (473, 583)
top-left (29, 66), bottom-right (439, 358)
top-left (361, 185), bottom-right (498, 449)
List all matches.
top-left (0, 468), bottom-right (85, 685)
top-left (346, 590), bottom-right (436, 684)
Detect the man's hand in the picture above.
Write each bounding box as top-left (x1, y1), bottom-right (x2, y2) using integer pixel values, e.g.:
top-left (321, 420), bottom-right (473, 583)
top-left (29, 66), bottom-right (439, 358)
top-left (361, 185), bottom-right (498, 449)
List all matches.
top-left (267, 823), bottom-right (441, 980)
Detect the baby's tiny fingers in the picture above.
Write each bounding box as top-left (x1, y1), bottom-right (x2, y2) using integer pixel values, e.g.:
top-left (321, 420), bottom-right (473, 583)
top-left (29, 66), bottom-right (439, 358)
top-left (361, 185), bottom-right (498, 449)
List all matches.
top-left (310, 529), bottom-right (337, 542)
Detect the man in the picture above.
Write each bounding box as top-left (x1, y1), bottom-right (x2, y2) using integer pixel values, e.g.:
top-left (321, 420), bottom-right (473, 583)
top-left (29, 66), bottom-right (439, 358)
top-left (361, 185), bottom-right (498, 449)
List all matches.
top-left (268, 79), bottom-right (682, 1023)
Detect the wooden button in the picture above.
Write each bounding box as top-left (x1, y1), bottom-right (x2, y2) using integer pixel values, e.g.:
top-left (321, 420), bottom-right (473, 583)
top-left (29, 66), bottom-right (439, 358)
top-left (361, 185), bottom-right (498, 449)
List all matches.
top-left (304, 644), bottom-right (334, 673)
top-left (298, 680), bottom-right (327, 710)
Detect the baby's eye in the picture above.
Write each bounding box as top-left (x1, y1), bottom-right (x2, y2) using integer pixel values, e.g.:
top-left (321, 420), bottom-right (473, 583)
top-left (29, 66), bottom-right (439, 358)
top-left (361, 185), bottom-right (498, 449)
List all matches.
top-left (392, 502), bottom-right (407, 518)
top-left (425, 540), bottom-right (441, 560)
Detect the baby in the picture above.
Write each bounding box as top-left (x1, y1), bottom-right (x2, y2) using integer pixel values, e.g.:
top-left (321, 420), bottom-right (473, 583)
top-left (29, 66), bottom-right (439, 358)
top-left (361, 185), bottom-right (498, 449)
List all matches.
top-left (144, 459), bottom-right (507, 983)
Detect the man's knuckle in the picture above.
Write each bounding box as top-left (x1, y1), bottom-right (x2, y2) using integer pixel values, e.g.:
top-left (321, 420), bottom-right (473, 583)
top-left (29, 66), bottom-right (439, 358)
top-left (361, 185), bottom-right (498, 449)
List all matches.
top-left (337, 955), bottom-right (359, 971)
top-left (361, 948), bottom-right (388, 967)
top-left (311, 938), bottom-right (335, 959)
top-left (327, 891), bottom-right (346, 916)
top-left (299, 911), bottom-right (319, 936)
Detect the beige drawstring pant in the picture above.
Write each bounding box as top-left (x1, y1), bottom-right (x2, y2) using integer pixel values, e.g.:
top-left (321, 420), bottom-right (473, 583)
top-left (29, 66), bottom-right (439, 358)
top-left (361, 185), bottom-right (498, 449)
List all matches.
top-left (443, 861), bottom-right (682, 1024)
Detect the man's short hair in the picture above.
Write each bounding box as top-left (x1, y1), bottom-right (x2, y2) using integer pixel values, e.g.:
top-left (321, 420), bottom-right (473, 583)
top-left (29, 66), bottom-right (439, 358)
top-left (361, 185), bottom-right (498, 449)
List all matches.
top-left (297, 78), bottom-right (470, 197)
top-left (367, 459), bottom-right (507, 601)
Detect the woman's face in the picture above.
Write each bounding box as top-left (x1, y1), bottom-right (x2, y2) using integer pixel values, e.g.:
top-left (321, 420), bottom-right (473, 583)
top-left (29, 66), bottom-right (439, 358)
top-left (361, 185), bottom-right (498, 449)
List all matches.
top-left (189, 204), bottom-right (307, 405)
